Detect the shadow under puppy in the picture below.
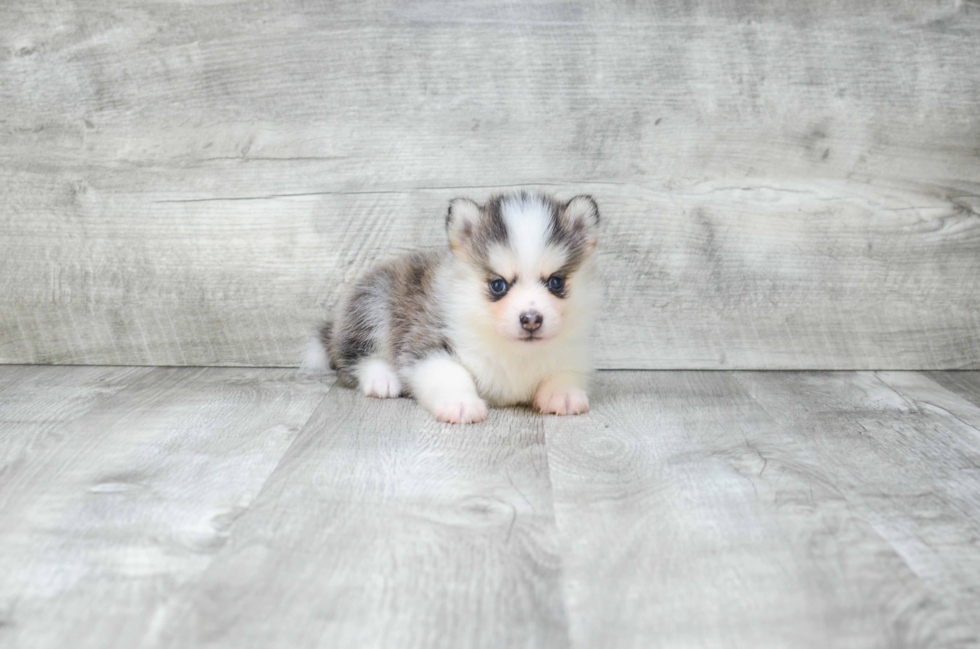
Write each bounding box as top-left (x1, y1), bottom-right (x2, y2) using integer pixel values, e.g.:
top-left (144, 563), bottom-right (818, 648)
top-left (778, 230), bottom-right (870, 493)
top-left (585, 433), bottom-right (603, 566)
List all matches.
top-left (305, 191), bottom-right (600, 423)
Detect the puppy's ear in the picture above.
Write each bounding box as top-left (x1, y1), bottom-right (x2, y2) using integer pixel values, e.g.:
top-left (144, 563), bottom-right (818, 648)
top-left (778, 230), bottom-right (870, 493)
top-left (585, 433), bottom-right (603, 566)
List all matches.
top-left (563, 195), bottom-right (600, 250)
top-left (445, 198), bottom-right (482, 252)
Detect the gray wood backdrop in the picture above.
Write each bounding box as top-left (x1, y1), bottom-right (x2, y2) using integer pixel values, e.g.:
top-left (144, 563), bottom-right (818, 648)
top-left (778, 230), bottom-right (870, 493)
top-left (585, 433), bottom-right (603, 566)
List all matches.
top-left (1, 0), bottom-right (979, 369)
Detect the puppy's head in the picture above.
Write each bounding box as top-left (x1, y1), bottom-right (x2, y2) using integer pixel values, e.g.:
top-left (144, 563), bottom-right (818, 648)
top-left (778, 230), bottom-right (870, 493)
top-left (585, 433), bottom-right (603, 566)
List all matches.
top-left (445, 192), bottom-right (600, 344)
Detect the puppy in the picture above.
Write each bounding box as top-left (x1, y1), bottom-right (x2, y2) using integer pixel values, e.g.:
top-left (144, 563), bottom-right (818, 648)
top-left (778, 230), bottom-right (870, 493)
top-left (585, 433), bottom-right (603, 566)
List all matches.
top-left (304, 191), bottom-right (600, 424)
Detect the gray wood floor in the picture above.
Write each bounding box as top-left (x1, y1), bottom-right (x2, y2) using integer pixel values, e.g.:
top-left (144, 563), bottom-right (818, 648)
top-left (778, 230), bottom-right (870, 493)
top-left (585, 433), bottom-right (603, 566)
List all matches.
top-left (2, 367), bottom-right (980, 648)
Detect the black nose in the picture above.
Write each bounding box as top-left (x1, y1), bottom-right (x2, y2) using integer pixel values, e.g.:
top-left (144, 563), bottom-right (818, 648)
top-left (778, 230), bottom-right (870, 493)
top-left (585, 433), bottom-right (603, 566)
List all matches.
top-left (520, 311), bottom-right (543, 332)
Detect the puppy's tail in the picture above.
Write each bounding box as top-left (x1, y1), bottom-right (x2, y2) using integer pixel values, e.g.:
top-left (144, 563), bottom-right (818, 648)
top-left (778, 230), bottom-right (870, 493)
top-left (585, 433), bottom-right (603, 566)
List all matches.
top-left (301, 321), bottom-right (334, 372)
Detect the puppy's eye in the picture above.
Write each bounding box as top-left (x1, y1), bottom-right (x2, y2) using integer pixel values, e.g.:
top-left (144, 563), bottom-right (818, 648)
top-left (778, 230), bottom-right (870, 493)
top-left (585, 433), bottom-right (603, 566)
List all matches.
top-left (547, 275), bottom-right (565, 292)
top-left (488, 278), bottom-right (508, 296)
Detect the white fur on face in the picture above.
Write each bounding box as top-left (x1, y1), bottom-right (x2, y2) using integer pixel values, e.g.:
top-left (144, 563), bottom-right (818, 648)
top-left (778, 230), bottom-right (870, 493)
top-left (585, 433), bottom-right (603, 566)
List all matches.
top-left (439, 193), bottom-right (599, 407)
top-left (501, 194), bottom-right (552, 270)
top-left (485, 259), bottom-right (566, 341)
top-left (479, 196), bottom-right (574, 342)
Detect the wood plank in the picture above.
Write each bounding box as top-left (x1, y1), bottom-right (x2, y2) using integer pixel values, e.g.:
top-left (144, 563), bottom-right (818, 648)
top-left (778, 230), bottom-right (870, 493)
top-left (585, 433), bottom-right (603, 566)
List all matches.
top-left (0, 365), bottom-right (151, 477)
top-left (544, 371), bottom-right (979, 648)
top-left (924, 372), bottom-right (980, 410)
top-left (153, 384), bottom-right (569, 649)
top-left (0, 367), bottom-right (332, 649)
top-left (2, 1), bottom-right (979, 368)
top-left (733, 371), bottom-right (980, 640)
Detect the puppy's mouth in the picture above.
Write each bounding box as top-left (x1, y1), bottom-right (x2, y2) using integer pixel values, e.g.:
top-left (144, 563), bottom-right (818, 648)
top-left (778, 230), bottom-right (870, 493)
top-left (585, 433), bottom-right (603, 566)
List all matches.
top-left (517, 333), bottom-right (547, 343)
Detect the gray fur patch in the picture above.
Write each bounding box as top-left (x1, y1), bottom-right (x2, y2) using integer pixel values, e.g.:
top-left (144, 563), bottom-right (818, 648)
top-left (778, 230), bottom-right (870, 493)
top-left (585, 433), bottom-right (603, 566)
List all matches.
top-left (326, 251), bottom-right (450, 385)
top-left (549, 194), bottom-right (600, 274)
top-left (447, 195), bottom-right (509, 265)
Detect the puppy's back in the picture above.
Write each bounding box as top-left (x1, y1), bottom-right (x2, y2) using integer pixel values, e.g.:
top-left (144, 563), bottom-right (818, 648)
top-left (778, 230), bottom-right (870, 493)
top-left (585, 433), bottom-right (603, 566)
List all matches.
top-left (325, 251), bottom-right (450, 382)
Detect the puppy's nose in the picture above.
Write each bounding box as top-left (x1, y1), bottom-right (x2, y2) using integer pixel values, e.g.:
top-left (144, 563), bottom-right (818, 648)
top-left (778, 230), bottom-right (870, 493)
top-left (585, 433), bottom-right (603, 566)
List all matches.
top-left (520, 311), bottom-right (543, 332)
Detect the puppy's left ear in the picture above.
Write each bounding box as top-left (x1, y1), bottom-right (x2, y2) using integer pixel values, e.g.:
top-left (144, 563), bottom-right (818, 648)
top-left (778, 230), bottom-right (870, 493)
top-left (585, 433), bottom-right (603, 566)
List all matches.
top-left (563, 195), bottom-right (600, 250)
top-left (446, 197), bottom-right (482, 253)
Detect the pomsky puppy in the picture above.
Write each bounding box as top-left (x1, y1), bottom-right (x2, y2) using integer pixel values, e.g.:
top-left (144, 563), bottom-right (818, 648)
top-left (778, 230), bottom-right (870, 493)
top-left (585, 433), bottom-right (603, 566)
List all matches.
top-left (304, 191), bottom-right (601, 424)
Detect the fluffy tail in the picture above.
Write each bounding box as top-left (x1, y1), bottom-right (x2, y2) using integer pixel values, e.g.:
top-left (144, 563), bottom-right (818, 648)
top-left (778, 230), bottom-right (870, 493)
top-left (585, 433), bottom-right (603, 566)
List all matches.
top-left (300, 321), bottom-right (333, 372)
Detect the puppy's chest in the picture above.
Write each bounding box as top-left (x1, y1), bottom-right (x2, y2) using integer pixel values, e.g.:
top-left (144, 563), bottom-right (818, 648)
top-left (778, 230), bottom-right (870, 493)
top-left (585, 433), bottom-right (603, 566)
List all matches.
top-left (453, 342), bottom-right (558, 406)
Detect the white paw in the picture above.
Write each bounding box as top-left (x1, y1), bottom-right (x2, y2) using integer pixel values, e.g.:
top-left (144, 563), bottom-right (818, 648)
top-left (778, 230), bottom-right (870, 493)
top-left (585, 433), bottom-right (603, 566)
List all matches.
top-left (535, 387), bottom-right (589, 416)
top-left (431, 395), bottom-right (488, 424)
top-left (359, 361), bottom-right (402, 399)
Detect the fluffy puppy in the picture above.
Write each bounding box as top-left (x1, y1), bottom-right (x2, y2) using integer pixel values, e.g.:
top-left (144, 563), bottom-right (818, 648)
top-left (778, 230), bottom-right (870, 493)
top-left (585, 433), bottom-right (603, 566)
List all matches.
top-left (304, 191), bottom-right (600, 424)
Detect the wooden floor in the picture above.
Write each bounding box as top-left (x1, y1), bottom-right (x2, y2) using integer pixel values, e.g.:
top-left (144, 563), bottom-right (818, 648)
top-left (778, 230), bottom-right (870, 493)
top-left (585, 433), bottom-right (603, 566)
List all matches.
top-left (1, 367), bottom-right (980, 648)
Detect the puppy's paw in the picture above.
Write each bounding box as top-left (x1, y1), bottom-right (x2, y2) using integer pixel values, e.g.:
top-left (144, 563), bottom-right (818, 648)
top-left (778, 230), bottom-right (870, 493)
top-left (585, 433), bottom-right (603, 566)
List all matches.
top-left (431, 395), bottom-right (488, 424)
top-left (535, 387), bottom-right (590, 416)
top-left (360, 362), bottom-right (402, 399)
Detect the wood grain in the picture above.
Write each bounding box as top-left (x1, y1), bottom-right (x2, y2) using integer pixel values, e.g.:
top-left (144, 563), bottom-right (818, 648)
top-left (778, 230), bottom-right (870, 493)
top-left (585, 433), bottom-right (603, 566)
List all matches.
top-left (0, 367), bottom-right (332, 649)
top-left (4, 368), bottom-right (980, 646)
top-left (154, 384), bottom-right (568, 649)
top-left (0, 365), bottom-right (151, 477)
top-left (924, 372), bottom-right (980, 409)
top-left (734, 371), bottom-right (980, 642)
top-left (2, 1), bottom-right (979, 368)
top-left (544, 371), bottom-right (980, 648)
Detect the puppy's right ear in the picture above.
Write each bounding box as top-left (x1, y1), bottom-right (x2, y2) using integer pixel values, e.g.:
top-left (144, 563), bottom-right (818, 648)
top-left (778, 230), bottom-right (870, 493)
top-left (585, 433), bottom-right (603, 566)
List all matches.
top-left (445, 198), bottom-right (482, 253)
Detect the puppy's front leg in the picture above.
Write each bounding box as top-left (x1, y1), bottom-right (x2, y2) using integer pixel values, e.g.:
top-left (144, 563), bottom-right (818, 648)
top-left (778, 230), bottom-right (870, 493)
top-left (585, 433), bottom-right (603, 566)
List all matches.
top-left (535, 371), bottom-right (590, 416)
top-left (408, 353), bottom-right (487, 424)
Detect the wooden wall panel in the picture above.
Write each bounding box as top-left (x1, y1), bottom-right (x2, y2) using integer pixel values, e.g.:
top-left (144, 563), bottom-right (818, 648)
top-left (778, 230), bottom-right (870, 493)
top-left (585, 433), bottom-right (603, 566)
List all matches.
top-left (1, 1), bottom-right (978, 368)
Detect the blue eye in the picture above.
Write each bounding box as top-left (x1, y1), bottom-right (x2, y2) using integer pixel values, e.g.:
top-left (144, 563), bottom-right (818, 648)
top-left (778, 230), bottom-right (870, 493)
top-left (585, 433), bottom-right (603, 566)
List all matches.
top-left (547, 275), bottom-right (565, 292)
top-left (489, 278), bottom-right (508, 296)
